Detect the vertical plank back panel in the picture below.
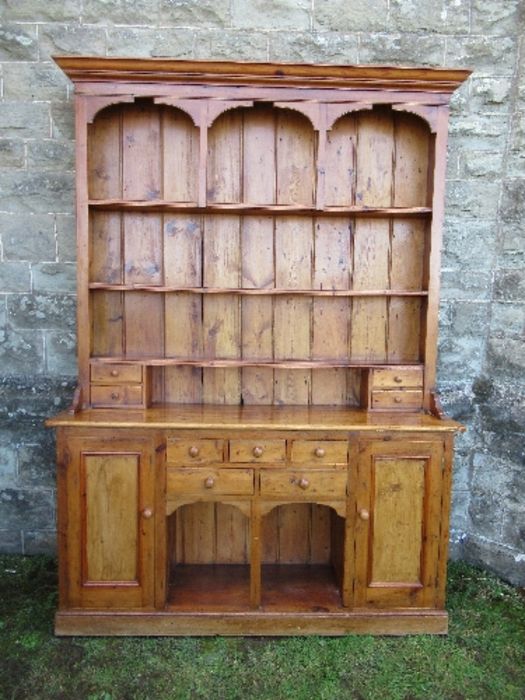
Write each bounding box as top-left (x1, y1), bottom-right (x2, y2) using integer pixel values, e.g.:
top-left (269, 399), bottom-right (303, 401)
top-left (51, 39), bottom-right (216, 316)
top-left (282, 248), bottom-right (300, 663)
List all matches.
top-left (122, 104), bottom-right (164, 359)
top-left (274, 110), bottom-right (314, 404)
top-left (88, 108), bottom-right (124, 360)
top-left (312, 219), bottom-right (351, 404)
top-left (351, 110), bottom-right (394, 362)
top-left (242, 107), bottom-right (276, 404)
top-left (162, 107), bottom-right (199, 203)
top-left (163, 108), bottom-right (203, 402)
top-left (388, 113), bottom-right (430, 362)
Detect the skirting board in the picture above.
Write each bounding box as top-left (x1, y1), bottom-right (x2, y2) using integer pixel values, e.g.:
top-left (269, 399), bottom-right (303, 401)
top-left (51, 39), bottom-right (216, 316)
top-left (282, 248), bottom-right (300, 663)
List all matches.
top-left (55, 610), bottom-right (449, 636)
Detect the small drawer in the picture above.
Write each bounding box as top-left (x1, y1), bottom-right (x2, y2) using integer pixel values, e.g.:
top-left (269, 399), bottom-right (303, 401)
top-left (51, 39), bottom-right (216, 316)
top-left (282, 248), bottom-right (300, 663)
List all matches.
top-left (90, 363), bottom-right (143, 384)
top-left (291, 440), bottom-right (348, 465)
top-left (90, 384), bottom-right (143, 407)
top-left (229, 439), bottom-right (286, 464)
top-left (167, 468), bottom-right (254, 496)
top-left (166, 439), bottom-right (224, 466)
top-left (260, 470), bottom-right (347, 499)
top-left (371, 368), bottom-right (423, 389)
top-left (371, 389), bottom-right (424, 410)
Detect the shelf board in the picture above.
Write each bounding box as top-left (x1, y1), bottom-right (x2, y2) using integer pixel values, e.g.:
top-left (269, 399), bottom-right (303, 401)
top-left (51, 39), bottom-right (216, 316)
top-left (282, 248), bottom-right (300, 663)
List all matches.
top-left (168, 564), bottom-right (251, 612)
top-left (88, 200), bottom-right (432, 218)
top-left (261, 564), bottom-right (343, 612)
top-left (88, 283), bottom-right (428, 297)
top-left (90, 357), bottom-right (424, 369)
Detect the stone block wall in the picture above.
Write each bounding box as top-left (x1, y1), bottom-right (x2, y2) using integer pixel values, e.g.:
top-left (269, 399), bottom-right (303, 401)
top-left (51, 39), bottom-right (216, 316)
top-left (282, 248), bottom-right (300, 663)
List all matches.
top-left (0, 0), bottom-right (523, 584)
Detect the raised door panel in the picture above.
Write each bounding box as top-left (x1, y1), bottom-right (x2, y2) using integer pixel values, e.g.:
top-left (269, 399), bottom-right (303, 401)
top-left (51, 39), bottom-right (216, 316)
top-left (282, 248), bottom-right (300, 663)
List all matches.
top-left (63, 435), bottom-right (156, 609)
top-left (355, 438), bottom-right (444, 609)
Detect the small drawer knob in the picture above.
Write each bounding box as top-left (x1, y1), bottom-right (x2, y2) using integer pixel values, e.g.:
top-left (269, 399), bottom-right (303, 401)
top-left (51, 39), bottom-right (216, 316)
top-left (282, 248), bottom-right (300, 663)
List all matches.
top-left (189, 446), bottom-right (200, 458)
top-left (204, 476), bottom-right (215, 489)
top-left (314, 447), bottom-right (325, 458)
top-left (253, 446), bottom-right (263, 458)
top-left (110, 369), bottom-right (119, 377)
top-left (142, 507), bottom-right (153, 519)
top-left (394, 375), bottom-right (403, 384)
top-left (394, 396), bottom-right (402, 404)
top-left (359, 508), bottom-right (370, 521)
top-left (110, 392), bottom-right (120, 400)
top-left (298, 477), bottom-right (310, 490)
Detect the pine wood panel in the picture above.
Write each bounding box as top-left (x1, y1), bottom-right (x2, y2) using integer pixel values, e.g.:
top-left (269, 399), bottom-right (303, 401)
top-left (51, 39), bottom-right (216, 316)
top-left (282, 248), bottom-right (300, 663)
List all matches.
top-left (121, 106), bottom-right (164, 360)
top-left (241, 107), bottom-right (276, 403)
top-left (84, 454), bottom-right (139, 581)
top-left (173, 503), bottom-right (249, 565)
top-left (88, 108), bottom-right (124, 359)
top-left (351, 111), bottom-right (394, 363)
top-left (388, 113), bottom-right (430, 362)
top-left (204, 110), bottom-right (242, 403)
top-left (370, 458), bottom-right (425, 584)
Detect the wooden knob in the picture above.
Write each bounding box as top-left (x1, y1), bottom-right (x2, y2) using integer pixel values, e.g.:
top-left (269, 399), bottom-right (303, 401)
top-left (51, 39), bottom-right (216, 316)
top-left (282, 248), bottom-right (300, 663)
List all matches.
top-left (253, 446), bottom-right (263, 458)
top-left (110, 392), bottom-right (119, 400)
top-left (359, 508), bottom-right (370, 521)
top-left (110, 369), bottom-right (119, 377)
top-left (394, 396), bottom-right (402, 404)
top-left (189, 446), bottom-right (200, 458)
top-left (298, 477), bottom-right (310, 490)
top-left (314, 447), bottom-right (325, 458)
top-left (394, 375), bottom-right (403, 383)
top-left (142, 507), bottom-right (153, 519)
top-left (204, 476), bottom-right (215, 489)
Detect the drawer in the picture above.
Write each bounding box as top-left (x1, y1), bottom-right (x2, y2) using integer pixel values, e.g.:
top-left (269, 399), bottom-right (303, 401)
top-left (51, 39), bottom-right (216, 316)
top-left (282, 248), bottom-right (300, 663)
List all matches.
top-left (90, 363), bottom-right (143, 384)
top-left (90, 384), bottom-right (143, 407)
top-left (371, 389), bottom-right (424, 410)
top-left (291, 440), bottom-right (347, 465)
top-left (167, 468), bottom-right (254, 496)
top-left (229, 439), bottom-right (286, 463)
top-left (166, 439), bottom-right (224, 466)
top-left (371, 368), bottom-right (423, 389)
top-left (260, 470), bottom-right (347, 499)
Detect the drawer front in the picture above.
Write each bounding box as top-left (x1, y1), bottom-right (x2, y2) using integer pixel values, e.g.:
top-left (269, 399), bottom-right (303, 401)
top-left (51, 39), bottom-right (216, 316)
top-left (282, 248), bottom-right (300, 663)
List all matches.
top-left (291, 440), bottom-right (348, 465)
top-left (371, 368), bottom-right (423, 389)
top-left (371, 389), bottom-right (424, 410)
top-left (260, 470), bottom-right (347, 499)
top-left (90, 384), bottom-right (143, 407)
top-left (166, 439), bottom-right (224, 466)
top-left (167, 468), bottom-right (254, 496)
top-left (90, 363), bottom-right (143, 384)
top-left (229, 439), bottom-right (286, 463)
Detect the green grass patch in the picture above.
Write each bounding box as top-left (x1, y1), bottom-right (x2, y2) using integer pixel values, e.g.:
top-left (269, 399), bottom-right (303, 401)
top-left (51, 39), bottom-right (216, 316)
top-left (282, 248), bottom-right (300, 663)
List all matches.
top-left (0, 556), bottom-right (524, 699)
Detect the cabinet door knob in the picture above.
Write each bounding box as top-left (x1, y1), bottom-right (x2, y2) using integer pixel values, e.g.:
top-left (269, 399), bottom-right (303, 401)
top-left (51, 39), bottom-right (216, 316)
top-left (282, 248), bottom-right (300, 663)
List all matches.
top-left (110, 392), bottom-right (120, 400)
top-left (204, 476), bottom-right (215, 489)
top-left (314, 447), bottom-right (325, 458)
top-left (298, 477), bottom-right (310, 490)
top-left (142, 507), bottom-right (153, 519)
top-left (394, 396), bottom-right (402, 404)
top-left (189, 446), bottom-right (200, 458)
top-left (110, 369), bottom-right (119, 377)
top-left (359, 508), bottom-right (370, 521)
top-left (253, 446), bottom-right (263, 458)
top-left (394, 375), bottom-right (403, 383)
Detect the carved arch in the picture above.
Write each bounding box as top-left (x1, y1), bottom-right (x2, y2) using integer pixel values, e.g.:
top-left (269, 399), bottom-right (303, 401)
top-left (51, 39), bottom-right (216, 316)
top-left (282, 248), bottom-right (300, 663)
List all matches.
top-left (86, 95), bottom-right (136, 124)
top-left (392, 103), bottom-right (440, 133)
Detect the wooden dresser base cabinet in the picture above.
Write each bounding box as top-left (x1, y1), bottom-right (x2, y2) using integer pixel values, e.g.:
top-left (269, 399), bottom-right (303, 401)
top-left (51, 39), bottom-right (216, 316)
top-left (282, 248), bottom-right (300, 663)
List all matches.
top-left (46, 58), bottom-right (469, 636)
top-left (49, 409), bottom-right (460, 636)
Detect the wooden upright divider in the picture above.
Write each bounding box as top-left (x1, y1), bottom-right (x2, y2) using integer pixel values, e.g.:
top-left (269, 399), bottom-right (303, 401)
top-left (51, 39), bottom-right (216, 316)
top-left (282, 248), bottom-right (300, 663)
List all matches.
top-left (47, 57), bottom-right (470, 636)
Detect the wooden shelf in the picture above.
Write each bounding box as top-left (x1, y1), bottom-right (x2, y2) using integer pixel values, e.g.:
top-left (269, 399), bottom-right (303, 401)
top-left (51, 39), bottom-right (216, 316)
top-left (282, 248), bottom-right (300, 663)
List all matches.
top-left (168, 565), bottom-right (251, 612)
top-left (88, 199), bottom-right (432, 218)
top-left (261, 565), bottom-right (343, 612)
top-left (88, 283), bottom-right (428, 297)
top-left (90, 357), bottom-right (424, 369)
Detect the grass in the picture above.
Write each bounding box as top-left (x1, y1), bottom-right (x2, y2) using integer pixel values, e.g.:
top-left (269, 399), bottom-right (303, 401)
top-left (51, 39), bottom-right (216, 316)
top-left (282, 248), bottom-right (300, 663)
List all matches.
top-left (0, 556), bottom-right (524, 699)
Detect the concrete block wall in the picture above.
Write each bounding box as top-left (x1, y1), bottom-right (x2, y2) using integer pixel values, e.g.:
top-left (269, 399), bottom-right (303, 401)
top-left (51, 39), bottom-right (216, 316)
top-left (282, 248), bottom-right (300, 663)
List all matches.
top-left (0, 0), bottom-right (523, 584)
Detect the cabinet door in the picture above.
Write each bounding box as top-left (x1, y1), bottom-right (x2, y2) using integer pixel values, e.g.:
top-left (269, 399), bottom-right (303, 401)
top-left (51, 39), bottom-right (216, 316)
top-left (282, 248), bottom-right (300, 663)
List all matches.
top-left (355, 438), bottom-right (446, 609)
top-left (61, 434), bottom-right (156, 609)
